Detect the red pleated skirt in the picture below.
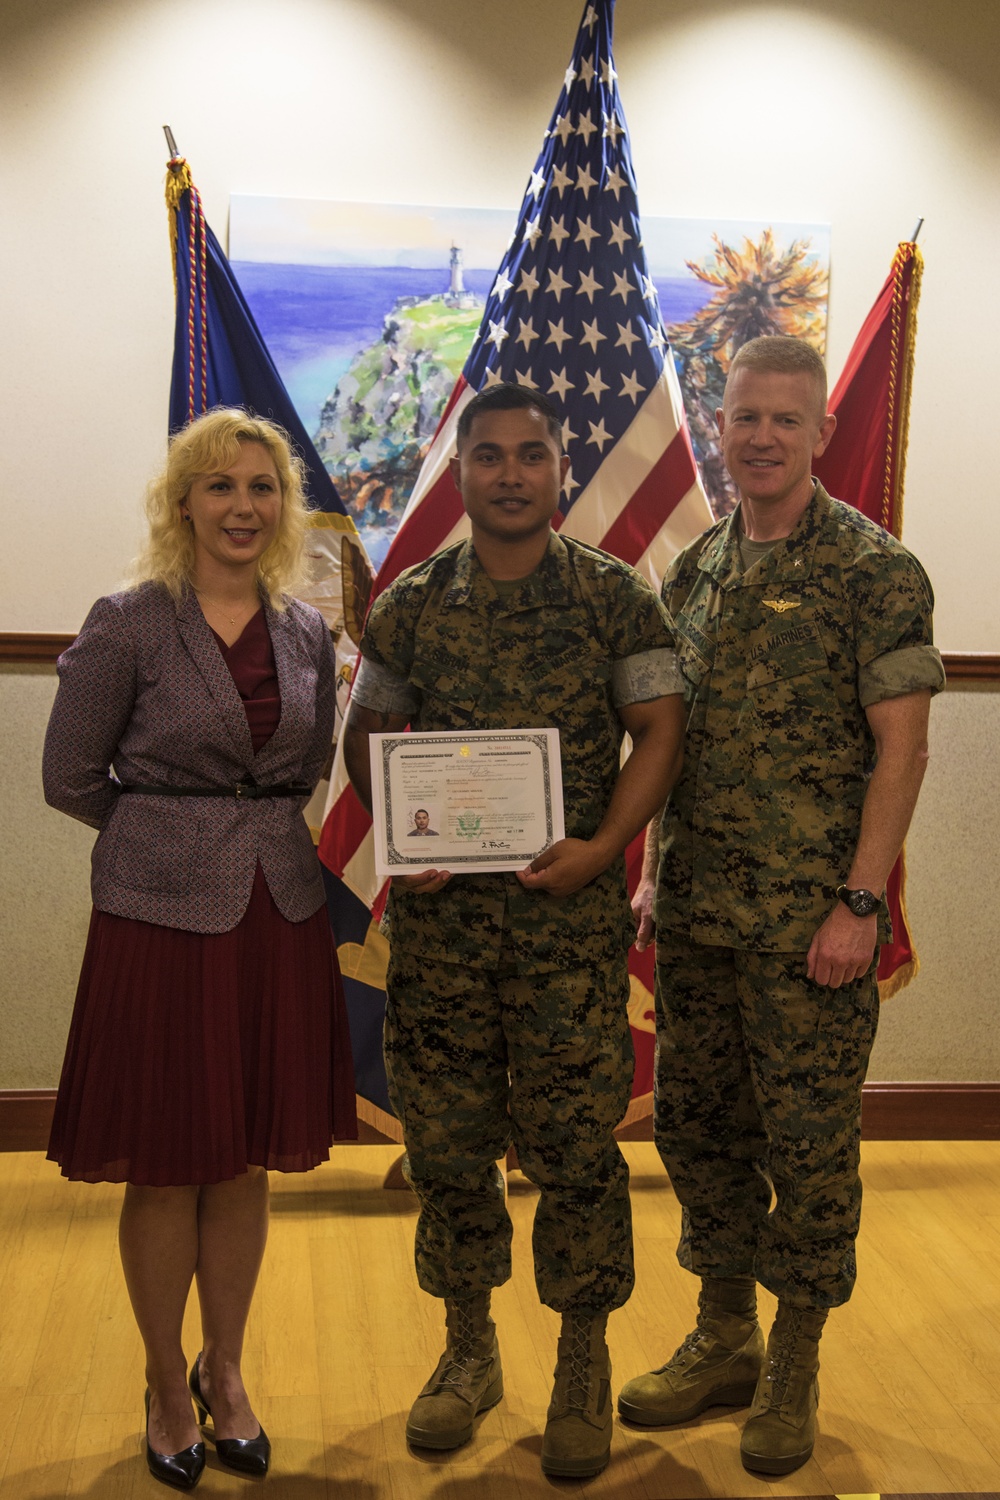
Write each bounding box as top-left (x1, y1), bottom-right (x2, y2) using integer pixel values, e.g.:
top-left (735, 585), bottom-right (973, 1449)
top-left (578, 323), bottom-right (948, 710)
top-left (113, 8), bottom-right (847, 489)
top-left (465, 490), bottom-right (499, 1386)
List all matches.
top-left (48, 864), bottom-right (357, 1186)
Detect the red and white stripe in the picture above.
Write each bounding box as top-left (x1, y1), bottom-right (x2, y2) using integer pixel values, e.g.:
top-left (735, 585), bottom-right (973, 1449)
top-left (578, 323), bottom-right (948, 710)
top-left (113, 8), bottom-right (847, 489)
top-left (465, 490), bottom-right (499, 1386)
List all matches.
top-left (559, 364), bottom-right (711, 589)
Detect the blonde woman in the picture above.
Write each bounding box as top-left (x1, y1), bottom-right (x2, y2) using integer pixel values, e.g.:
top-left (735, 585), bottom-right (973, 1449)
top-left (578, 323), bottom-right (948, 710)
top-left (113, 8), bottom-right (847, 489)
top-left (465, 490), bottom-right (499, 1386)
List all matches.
top-left (43, 409), bottom-right (356, 1490)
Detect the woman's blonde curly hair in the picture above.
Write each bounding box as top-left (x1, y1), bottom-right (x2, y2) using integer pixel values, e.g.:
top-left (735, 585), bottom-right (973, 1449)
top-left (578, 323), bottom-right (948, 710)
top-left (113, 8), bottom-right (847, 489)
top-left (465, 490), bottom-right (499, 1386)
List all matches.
top-left (132, 408), bottom-right (311, 609)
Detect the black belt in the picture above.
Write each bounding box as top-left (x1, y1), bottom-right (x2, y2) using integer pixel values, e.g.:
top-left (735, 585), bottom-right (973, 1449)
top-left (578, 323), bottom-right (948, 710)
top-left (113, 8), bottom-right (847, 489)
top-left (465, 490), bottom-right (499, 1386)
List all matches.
top-left (120, 782), bottom-right (310, 800)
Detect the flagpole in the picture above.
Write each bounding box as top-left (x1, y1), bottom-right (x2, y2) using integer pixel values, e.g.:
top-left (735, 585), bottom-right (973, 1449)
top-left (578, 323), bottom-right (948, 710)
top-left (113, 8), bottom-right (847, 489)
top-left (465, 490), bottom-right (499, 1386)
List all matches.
top-left (910, 217), bottom-right (924, 242)
top-left (163, 125), bottom-right (180, 157)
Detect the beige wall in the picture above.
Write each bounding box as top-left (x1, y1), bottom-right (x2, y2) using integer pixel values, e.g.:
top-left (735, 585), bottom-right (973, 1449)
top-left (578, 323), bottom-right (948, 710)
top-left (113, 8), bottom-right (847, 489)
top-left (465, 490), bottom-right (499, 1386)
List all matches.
top-left (2, 0), bottom-right (999, 647)
top-left (2, 0), bottom-right (998, 1086)
top-left (867, 684), bottom-right (1000, 1080)
top-left (3, 669), bottom-right (94, 1089)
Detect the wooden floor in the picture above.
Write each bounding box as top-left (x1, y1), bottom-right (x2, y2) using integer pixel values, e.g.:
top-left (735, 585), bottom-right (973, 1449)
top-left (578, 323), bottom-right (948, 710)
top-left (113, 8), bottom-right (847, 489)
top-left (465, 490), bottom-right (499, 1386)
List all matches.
top-left (1, 1141), bottom-right (999, 1498)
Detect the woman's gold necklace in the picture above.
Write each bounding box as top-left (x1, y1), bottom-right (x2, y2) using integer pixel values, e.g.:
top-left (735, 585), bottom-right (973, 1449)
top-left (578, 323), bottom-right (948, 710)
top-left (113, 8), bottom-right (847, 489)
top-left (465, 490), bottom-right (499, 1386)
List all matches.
top-left (194, 590), bottom-right (256, 627)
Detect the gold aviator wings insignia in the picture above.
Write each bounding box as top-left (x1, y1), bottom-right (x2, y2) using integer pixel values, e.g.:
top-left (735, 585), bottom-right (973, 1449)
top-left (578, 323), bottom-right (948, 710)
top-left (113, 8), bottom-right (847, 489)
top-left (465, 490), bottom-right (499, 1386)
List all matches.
top-left (762, 599), bottom-right (801, 614)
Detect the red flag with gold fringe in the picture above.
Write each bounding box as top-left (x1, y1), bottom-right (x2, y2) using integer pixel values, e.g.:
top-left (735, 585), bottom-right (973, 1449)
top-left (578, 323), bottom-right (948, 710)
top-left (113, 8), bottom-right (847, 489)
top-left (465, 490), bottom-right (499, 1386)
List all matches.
top-left (813, 240), bottom-right (924, 997)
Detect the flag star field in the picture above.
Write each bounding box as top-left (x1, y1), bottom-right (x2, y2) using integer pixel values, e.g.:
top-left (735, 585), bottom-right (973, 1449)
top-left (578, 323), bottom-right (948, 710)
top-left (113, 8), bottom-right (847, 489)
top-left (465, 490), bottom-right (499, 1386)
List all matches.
top-left (463, 2), bottom-right (668, 511)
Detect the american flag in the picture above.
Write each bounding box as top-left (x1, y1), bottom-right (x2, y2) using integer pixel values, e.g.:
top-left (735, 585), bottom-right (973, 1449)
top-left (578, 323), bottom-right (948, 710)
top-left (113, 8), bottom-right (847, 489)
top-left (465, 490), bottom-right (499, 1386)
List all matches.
top-left (373, 0), bottom-right (711, 599)
top-left (319, 0), bottom-right (712, 1126)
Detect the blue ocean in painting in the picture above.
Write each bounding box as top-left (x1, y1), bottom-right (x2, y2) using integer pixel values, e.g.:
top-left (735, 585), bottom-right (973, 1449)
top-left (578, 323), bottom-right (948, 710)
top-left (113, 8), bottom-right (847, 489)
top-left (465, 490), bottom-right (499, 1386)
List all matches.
top-left (232, 260), bottom-right (711, 439)
top-left (233, 263), bottom-right (490, 433)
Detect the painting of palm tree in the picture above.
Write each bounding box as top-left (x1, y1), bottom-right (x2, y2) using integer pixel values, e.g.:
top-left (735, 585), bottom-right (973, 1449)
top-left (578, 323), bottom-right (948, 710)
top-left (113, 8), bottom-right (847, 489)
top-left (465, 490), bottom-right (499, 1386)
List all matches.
top-left (667, 230), bottom-right (830, 515)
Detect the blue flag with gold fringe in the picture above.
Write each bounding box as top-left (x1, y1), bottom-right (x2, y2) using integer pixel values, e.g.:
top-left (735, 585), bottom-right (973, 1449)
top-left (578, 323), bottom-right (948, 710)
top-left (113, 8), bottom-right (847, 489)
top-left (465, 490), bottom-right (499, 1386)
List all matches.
top-left (164, 153), bottom-right (373, 636)
top-left (166, 155), bottom-right (342, 507)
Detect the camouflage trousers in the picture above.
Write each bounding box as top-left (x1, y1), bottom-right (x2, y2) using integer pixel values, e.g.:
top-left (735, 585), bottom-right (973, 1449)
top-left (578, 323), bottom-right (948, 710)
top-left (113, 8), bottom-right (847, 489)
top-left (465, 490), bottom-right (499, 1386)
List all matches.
top-left (384, 949), bottom-right (635, 1312)
top-left (653, 934), bottom-right (879, 1309)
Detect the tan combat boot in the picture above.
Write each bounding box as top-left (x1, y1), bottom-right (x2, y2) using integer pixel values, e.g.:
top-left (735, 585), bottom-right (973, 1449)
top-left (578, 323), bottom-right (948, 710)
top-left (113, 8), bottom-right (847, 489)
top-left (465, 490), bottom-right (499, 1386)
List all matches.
top-left (540, 1311), bottom-right (613, 1478)
top-left (740, 1303), bottom-right (828, 1475)
top-left (405, 1293), bottom-right (503, 1450)
top-left (617, 1276), bottom-right (764, 1425)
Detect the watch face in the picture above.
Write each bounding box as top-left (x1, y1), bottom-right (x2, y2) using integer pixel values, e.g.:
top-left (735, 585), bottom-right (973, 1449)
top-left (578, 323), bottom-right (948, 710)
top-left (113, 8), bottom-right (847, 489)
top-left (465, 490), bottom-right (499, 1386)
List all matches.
top-left (838, 885), bottom-right (879, 917)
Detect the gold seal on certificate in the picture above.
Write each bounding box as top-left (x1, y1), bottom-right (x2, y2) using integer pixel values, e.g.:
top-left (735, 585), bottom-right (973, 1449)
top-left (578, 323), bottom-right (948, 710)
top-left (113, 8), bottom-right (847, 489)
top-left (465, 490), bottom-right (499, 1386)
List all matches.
top-left (369, 729), bottom-right (565, 876)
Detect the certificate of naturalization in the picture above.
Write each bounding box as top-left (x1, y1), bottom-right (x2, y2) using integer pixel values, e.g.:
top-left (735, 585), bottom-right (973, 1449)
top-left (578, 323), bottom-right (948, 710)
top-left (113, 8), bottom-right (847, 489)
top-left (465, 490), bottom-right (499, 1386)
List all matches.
top-left (369, 729), bottom-right (565, 876)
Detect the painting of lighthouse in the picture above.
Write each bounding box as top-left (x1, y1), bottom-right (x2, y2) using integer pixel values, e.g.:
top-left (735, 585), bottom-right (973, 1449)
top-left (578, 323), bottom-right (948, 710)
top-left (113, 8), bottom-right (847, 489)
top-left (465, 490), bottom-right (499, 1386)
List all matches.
top-left (229, 196), bottom-right (508, 565)
top-left (445, 245), bottom-right (478, 310)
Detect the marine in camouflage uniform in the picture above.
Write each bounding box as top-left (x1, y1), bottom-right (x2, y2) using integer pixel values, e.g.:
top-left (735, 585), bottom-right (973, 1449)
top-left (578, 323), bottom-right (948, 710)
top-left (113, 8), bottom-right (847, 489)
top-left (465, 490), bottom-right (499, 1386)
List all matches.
top-left (653, 480), bottom-right (944, 1306)
top-left (357, 530), bottom-right (677, 1307)
top-left (343, 384), bottom-right (685, 1476)
top-left (618, 338), bottom-right (945, 1476)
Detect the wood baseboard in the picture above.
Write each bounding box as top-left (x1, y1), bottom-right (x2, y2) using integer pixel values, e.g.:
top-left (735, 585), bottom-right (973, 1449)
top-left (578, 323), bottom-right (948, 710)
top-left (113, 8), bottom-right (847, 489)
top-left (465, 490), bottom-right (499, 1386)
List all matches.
top-left (0, 1090), bottom-right (401, 1155)
top-left (0, 1091), bottom-right (58, 1152)
top-left (860, 1081), bottom-right (1000, 1140)
top-left (616, 1082), bottom-right (1000, 1143)
top-left (3, 1083), bottom-right (998, 1153)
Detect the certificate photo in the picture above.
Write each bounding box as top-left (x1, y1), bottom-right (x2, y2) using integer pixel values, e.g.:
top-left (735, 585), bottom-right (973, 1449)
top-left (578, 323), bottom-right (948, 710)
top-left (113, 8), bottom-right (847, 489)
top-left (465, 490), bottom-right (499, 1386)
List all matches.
top-left (369, 729), bottom-right (565, 876)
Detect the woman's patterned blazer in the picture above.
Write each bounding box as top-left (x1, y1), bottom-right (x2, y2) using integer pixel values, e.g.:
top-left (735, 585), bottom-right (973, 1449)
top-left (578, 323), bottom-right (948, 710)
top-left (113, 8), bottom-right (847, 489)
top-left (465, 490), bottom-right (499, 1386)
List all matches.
top-left (43, 581), bottom-right (336, 933)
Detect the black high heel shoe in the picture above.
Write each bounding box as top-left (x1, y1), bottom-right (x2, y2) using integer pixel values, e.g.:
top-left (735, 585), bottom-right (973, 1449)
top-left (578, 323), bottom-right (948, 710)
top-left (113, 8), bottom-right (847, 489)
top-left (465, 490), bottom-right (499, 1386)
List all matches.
top-left (144, 1389), bottom-right (206, 1491)
top-left (189, 1351), bottom-right (271, 1477)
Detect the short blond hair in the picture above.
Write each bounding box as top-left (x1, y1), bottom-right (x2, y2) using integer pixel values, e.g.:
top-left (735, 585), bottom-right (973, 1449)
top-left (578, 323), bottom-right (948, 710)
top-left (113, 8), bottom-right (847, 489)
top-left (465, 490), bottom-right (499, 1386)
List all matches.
top-left (132, 408), bottom-right (311, 609)
top-left (727, 336), bottom-right (828, 413)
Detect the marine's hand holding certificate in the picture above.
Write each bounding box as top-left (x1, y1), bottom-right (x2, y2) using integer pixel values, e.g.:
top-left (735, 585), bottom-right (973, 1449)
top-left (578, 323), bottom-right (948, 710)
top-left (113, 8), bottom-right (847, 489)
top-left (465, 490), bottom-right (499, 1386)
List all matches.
top-left (370, 729), bottom-right (565, 876)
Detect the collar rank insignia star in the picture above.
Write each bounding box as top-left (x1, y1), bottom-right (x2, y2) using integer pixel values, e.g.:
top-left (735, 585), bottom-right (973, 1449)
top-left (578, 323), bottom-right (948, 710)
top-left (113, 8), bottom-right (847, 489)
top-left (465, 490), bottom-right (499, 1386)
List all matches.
top-left (762, 599), bottom-right (801, 613)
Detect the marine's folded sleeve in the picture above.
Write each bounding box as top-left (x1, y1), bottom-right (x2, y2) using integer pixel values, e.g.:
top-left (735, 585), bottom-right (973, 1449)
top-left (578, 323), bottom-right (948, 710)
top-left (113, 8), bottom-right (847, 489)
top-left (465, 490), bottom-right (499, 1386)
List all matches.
top-left (351, 654), bottom-right (421, 718)
top-left (611, 648), bottom-right (684, 706)
top-left (859, 645), bottom-right (946, 706)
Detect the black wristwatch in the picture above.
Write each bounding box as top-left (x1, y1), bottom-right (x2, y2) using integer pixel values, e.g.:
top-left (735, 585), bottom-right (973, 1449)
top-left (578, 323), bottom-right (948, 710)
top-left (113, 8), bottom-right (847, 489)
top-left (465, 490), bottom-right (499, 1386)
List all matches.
top-left (836, 885), bottom-right (880, 918)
